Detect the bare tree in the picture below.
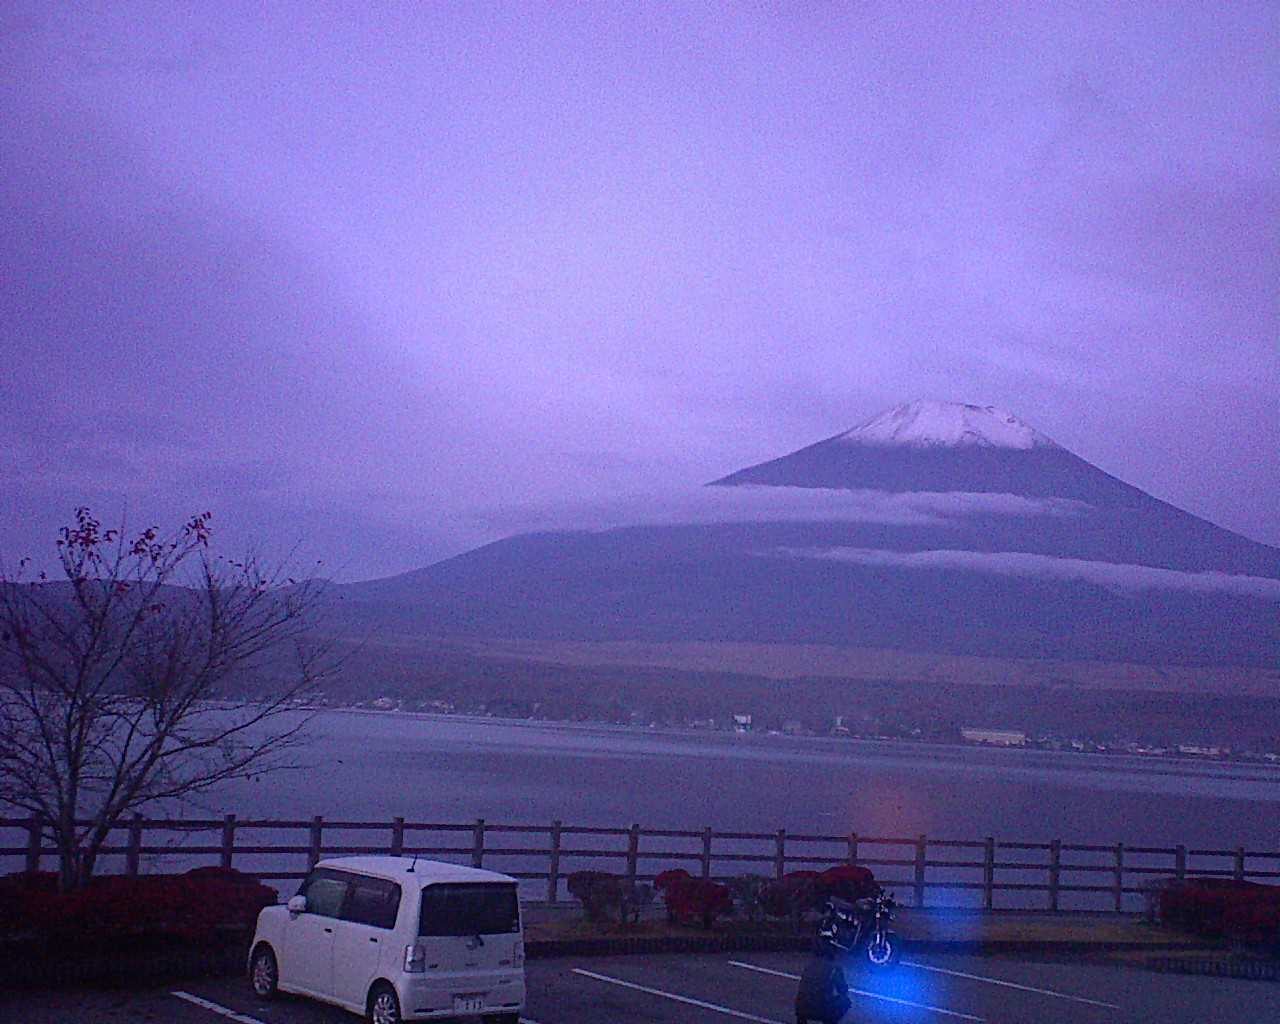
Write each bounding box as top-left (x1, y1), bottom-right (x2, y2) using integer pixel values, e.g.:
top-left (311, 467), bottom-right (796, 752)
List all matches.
top-left (0, 508), bottom-right (332, 890)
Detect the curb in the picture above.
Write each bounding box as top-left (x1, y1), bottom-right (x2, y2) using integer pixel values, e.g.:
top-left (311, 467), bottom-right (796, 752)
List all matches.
top-left (527, 933), bottom-right (811, 959)
top-left (524, 935), bottom-right (1205, 960)
top-left (0, 934), bottom-right (251, 990)
top-left (1146, 956), bottom-right (1280, 983)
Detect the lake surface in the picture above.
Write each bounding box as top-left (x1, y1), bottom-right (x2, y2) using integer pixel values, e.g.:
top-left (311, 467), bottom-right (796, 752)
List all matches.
top-left (9, 711), bottom-right (1275, 909)
top-left (200, 710), bottom-right (1278, 849)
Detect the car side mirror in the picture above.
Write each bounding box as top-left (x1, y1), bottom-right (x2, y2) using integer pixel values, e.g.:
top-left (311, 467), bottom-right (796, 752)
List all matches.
top-left (288, 895), bottom-right (307, 915)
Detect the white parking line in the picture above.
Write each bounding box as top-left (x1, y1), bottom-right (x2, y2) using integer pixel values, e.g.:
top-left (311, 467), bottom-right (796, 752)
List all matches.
top-left (171, 992), bottom-right (267, 1024)
top-left (174, 990), bottom-right (543, 1024)
top-left (572, 967), bottom-right (787, 1023)
top-left (728, 960), bottom-right (985, 1022)
top-left (902, 960), bottom-right (1120, 1009)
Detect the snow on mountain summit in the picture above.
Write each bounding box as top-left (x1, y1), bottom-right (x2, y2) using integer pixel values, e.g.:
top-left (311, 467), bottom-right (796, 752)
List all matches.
top-left (840, 400), bottom-right (1059, 450)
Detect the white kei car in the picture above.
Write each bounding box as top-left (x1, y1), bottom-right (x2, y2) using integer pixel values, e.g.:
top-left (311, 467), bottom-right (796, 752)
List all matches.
top-left (248, 856), bottom-right (526, 1023)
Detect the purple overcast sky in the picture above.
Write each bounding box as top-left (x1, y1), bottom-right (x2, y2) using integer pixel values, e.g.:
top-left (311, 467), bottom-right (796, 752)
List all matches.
top-left (2, 3), bottom-right (1276, 580)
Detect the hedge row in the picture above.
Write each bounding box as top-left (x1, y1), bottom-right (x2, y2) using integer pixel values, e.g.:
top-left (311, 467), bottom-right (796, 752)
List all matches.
top-left (1152, 877), bottom-right (1280, 946)
top-left (0, 868), bottom-right (277, 948)
top-left (567, 863), bottom-right (878, 929)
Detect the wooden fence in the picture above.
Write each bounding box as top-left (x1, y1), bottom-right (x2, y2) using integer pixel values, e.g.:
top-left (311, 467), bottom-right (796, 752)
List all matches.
top-left (3, 815), bottom-right (1277, 912)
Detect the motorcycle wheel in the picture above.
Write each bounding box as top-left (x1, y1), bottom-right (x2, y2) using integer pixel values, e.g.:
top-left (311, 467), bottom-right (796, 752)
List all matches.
top-left (865, 931), bottom-right (901, 969)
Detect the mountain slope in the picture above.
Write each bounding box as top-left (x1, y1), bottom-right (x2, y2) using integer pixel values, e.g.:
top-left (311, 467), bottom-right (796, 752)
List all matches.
top-left (337, 401), bottom-right (1280, 668)
top-left (717, 401), bottom-right (1151, 506)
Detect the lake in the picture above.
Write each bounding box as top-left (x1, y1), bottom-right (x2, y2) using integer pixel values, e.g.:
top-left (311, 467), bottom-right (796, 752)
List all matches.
top-left (200, 710), bottom-right (1277, 846)
top-left (8, 710), bottom-right (1277, 909)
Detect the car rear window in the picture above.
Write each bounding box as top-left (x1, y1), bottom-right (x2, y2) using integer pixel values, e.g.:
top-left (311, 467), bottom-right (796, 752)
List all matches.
top-left (418, 883), bottom-right (519, 936)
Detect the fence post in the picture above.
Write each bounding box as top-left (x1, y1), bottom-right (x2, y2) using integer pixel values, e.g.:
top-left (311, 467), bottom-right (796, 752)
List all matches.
top-left (25, 813), bottom-right (41, 873)
top-left (220, 814), bottom-right (236, 869)
top-left (701, 827), bottom-right (713, 879)
top-left (982, 837), bottom-right (995, 911)
top-left (1048, 839), bottom-right (1061, 912)
top-left (914, 834), bottom-right (927, 908)
top-left (848, 832), bottom-right (859, 865)
top-left (126, 813), bottom-right (143, 877)
top-left (1113, 842), bottom-right (1125, 912)
top-left (774, 829), bottom-right (787, 881)
top-left (1175, 844), bottom-right (1186, 880)
top-left (547, 821), bottom-right (562, 904)
top-left (308, 816), bottom-right (323, 869)
top-left (390, 817), bottom-right (405, 858)
top-left (626, 823), bottom-right (640, 887)
top-left (1234, 847), bottom-right (1245, 881)
top-left (472, 818), bottom-right (486, 868)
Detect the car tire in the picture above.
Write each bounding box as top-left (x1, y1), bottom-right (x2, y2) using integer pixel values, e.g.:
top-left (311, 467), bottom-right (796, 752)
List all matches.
top-left (367, 982), bottom-right (402, 1024)
top-left (248, 945), bottom-right (278, 1000)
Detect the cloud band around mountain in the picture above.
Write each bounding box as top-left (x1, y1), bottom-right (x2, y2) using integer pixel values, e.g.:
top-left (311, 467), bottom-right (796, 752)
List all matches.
top-left (769, 546), bottom-right (1280, 600)
top-left (469, 487), bottom-right (1090, 534)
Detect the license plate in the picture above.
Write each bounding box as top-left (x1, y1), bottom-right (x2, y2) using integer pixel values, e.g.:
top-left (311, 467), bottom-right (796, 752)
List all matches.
top-left (453, 995), bottom-right (485, 1012)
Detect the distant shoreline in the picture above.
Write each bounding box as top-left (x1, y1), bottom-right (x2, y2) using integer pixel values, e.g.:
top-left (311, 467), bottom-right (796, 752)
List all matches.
top-left (297, 703), bottom-right (1280, 784)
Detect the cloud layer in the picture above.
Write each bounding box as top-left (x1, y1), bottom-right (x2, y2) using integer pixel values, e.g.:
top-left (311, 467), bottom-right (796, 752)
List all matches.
top-left (771, 546), bottom-right (1280, 601)
top-left (469, 487), bottom-right (1089, 534)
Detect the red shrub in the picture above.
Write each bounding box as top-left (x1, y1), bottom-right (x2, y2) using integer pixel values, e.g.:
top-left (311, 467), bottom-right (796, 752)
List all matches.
top-left (0, 873), bottom-right (74, 938)
top-left (565, 871), bottom-right (652, 924)
top-left (1156, 878), bottom-right (1277, 939)
top-left (184, 866), bottom-right (261, 885)
top-left (1224, 893), bottom-right (1280, 945)
top-left (567, 871), bottom-right (623, 923)
top-left (760, 872), bottom-right (819, 921)
top-left (754, 866), bottom-right (877, 923)
top-left (0, 871), bottom-right (58, 893)
top-left (659, 876), bottom-right (732, 929)
top-left (654, 868), bottom-right (693, 893)
top-left (0, 869), bottom-right (277, 947)
top-left (817, 864), bottom-right (877, 902)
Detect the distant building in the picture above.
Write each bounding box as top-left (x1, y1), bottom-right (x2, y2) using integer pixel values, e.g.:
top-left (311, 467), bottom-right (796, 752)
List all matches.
top-left (961, 728), bottom-right (1027, 747)
top-left (732, 713), bottom-right (753, 733)
top-left (1177, 744), bottom-right (1221, 757)
top-left (782, 720), bottom-right (805, 736)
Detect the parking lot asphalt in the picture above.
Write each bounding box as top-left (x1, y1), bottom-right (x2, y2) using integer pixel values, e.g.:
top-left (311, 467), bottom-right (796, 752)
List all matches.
top-left (1, 951), bottom-right (1274, 1024)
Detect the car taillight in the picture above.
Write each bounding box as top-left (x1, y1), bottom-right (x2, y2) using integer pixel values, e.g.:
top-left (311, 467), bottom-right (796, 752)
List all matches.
top-left (403, 942), bottom-right (425, 973)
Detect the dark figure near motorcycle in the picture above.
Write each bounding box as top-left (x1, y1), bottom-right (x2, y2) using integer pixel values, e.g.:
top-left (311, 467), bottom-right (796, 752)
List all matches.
top-left (795, 889), bottom-right (901, 1023)
top-left (795, 955), bottom-right (853, 1024)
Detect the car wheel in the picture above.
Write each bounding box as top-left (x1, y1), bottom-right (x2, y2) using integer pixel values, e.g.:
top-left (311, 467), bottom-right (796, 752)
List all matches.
top-left (367, 982), bottom-right (402, 1024)
top-left (248, 945), bottom-right (278, 1000)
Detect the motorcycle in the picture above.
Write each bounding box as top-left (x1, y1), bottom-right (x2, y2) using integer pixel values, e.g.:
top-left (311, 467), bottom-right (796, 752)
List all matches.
top-left (813, 887), bottom-right (901, 969)
top-left (796, 888), bottom-right (902, 1023)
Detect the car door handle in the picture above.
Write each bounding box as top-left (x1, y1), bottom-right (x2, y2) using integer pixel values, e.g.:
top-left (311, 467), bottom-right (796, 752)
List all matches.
top-left (369, 937), bottom-right (378, 943)
top-left (323, 927), bottom-right (333, 934)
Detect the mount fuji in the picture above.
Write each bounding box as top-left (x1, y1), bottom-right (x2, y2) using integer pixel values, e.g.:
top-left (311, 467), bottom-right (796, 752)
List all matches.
top-left (717, 400), bottom-right (1173, 507)
top-left (336, 401), bottom-right (1280, 672)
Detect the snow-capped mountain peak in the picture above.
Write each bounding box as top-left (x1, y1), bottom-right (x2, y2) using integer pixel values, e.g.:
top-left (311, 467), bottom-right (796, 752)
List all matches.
top-left (840, 400), bottom-right (1059, 450)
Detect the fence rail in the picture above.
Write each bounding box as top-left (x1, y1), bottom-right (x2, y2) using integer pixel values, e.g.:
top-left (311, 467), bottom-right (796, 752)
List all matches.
top-left (3, 815), bottom-right (1275, 913)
